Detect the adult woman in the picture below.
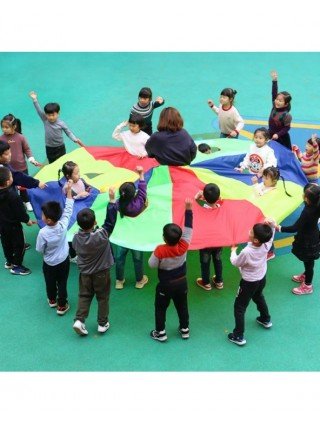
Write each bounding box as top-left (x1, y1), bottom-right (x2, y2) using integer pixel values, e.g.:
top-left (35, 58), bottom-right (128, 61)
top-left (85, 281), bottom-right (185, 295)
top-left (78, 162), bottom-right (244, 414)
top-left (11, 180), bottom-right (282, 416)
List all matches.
top-left (145, 107), bottom-right (197, 166)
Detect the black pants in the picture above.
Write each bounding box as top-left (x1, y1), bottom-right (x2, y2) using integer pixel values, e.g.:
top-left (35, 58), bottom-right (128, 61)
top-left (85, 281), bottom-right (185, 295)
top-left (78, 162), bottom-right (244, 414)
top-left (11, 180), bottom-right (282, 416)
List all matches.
top-left (42, 257), bottom-right (70, 306)
top-left (18, 168), bottom-right (30, 203)
top-left (68, 241), bottom-right (77, 259)
top-left (276, 133), bottom-right (292, 150)
top-left (74, 269), bottom-right (111, 325)
top-left (155, 277), bottom-right (189, 331)
top-left (233, 276), bottom-right (270, 337)
top-left (0, 223), bottom-right (25, 266)
top-left (46, 145), bottom-right (66, 164)
top-left (304, 260), bottom-right (315, 284)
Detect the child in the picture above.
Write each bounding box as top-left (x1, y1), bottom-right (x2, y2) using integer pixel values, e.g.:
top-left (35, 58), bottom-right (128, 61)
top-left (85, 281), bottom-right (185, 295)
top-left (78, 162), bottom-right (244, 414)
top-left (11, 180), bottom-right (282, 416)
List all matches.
top-left (29, 91), bottom-right (84, 164)
top-left (148, 198), bottom-right (193, 342)
top-left (130, 87), bottom-right (165, 135)
top-left (0, 167), bottom-right (35, 275)
top-left (198, 143), bottom-right (212, 154)
top-left (36, 180), bottom-right (74, 315)
top-left (194, 183), bottom-right (224, 291)
top-left (208, 88), bottom-right (244, 138)
top-left (251, 166), bottom-right (291, 261)
top-left (292, 134), bottom-right (320, 184)
top-left (228, 221), bottom-right (275, 346)
top-left (107, 166), bottom-right (148, 289)
top-left (72, 205), bottom-right (114, 336)
top-left (235, 127), bottom-right (277, 177)
top-left (251, 166), bottom-right (291, 197)
top-left (58, 161), bottom-right (90, 199)
top-left (268, 70), bottom-right (292, 150)
top-left (0, 141), bottom-right (46, 190)
top-left (275, 183), bottom-right (320, 295)
top-left (0, 114), bottom-right (42, 211)
top-left (112, 114), bottom-right (149, 158)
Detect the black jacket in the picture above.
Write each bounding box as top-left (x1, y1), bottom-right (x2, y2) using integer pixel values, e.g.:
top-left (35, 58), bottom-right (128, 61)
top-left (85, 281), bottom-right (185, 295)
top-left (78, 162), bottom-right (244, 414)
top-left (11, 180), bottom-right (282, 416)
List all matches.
top-left (0, 186), bottom-right (30, 227)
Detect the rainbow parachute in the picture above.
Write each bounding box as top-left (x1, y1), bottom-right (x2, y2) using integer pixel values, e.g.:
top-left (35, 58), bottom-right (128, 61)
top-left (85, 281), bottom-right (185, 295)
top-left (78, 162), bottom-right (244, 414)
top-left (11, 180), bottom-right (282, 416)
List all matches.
top-left (28, 139), bottom-right (306, 250)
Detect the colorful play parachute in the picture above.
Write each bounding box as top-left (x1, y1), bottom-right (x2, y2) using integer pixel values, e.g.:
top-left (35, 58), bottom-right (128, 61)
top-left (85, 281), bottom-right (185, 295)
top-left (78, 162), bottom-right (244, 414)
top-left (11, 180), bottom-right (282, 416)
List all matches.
top-left (28, 139), bottom-right (307, 251)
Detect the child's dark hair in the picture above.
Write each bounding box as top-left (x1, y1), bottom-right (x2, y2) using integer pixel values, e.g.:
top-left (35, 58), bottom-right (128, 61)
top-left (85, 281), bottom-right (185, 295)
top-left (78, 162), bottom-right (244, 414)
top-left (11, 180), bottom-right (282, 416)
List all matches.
top-left (1, 114), bottom-right (22, 133)
top-left (163, 223), bottom-right (182, 246)
top-left (253, 223), bottom-right (273, 244)
top-left (307, 136), bottom-right (320, 150)
top-left (44, 103), bottom-right (60, 114)
top-left (128, 113), bottom-right (145, 128)
top-left (0, 167), bottom-right (11, 186)
top-left (304, 183), bottom-right (320, 212)
top-left (58, 161), bottom-right (77, 186)
top-left (0, 141), bottom-right (10, 155)
top-left (203, 183), bottom-right (220, 204)
top-left (198, 143), bottom-right (211, 153)
top-left (119, 182), bottom-right (136, 218)
top-left (278, 91), bottom-right (292, 111)
top-left (254, 127), bottom-right (270, 140)
top-left (41, 201), bottom-right (62, 222)
top-left (138, 87), bottom-right (152, 99)
top-left (77, 208), bottom-right (96, 230)
top-left (220, 88), bottom-right (237, 104)
top-left (263, 166), bottom-right (291, 197)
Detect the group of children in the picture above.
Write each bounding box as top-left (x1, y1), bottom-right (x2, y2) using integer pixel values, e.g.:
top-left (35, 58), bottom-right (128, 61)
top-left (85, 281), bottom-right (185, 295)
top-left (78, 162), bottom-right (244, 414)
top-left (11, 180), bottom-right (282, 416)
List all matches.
top-left (1, 74), bottom-right (320, 347)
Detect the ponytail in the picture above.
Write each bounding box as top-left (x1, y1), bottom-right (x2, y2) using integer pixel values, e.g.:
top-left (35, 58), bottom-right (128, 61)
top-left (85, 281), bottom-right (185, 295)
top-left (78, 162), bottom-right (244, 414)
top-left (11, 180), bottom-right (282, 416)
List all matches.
top-left (280, 176), bottom-right (292, 197)
top-left (118, 182), bottom-right (136, 218)
top-left (1, 114), bottom-right (22, 133)
top-left (58, 169), bottom-right (63, 187)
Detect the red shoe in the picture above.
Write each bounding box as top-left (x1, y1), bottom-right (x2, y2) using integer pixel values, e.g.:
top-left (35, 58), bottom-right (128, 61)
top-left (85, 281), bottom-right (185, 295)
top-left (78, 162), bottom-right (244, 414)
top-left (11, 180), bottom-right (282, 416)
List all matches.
top-left (292, 282), bottom-right (313, 295)
top-left (47, 299), bottom-right (57, 308)
top-left (57, 303), bottom-right (70, 316)
top-left (212, 275), bottom-right (223, 289)
top-left (292, 273), bottom-right (305, 283)
top-left (196, 278), bottom-right (212, 291)
top-left (267, 251), bottom-right (275, 261)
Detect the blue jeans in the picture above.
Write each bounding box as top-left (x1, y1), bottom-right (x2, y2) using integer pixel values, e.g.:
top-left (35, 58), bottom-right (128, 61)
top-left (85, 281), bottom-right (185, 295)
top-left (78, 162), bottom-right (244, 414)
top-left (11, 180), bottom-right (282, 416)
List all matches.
top-left (115, 246), bottom-right (144, 282)
top-left (199, 247), bottom-right (223, 283)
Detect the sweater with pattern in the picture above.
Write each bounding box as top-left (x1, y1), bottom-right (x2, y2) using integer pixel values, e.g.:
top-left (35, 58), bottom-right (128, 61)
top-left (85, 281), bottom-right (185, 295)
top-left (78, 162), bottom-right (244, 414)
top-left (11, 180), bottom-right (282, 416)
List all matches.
top-left (148, 210), bottom-right (193, 283)
top-left (268, 81), bottom-right (292, 139)
top-left (294, 140), bottom-right (319, 182)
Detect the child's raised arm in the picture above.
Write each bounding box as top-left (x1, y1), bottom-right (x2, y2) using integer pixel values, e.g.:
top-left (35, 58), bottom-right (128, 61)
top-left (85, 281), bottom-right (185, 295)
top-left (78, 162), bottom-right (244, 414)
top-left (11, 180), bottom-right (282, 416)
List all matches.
top-left (29, 91), bottom-right (46, 121)
top-left (112, 121), bottom-right (128, 142)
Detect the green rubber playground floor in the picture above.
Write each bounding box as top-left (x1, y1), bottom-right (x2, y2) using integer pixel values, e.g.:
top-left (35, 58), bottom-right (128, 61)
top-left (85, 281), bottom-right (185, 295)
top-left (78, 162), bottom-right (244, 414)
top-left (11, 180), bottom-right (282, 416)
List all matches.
top-left (1, 52), bottom-right (320, 371)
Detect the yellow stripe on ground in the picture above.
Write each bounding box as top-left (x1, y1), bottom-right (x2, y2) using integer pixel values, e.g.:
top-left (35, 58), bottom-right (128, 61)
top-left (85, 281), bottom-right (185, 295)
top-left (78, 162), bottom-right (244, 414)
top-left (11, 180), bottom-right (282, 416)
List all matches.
top-left (274, 236), bottom-right (294, 249)
top-left (244, 119), bottom-right (320, 130)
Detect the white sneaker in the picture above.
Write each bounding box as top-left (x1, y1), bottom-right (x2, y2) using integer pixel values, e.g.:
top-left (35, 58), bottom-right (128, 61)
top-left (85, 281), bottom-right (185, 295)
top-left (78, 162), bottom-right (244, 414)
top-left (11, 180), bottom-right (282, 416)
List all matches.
top-left (135, 275), bottom-right (148, 289)
top-left (115, 279), bottom-right (125, 289)
top-left (73, 320), bottom-right (88, 336)
top-left (98, 322), bottom-right (110, 333)
top-left (24, 202), bottom-right (33, 212)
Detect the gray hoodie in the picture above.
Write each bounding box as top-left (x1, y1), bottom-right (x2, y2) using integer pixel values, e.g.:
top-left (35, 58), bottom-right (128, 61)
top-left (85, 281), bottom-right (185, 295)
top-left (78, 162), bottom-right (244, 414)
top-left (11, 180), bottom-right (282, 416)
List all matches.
top-left (72, 227), bottom-right (114, 274)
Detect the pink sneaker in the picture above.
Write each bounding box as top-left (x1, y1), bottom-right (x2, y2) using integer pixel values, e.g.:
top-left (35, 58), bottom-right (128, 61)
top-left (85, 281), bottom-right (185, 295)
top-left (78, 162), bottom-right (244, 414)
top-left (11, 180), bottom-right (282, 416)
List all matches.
top-left (267, 251), bottom-right (275, 261)
top-left (292, 282), bottom-right (313, 295)
top-left (292, 273), bottom-right (305, 283)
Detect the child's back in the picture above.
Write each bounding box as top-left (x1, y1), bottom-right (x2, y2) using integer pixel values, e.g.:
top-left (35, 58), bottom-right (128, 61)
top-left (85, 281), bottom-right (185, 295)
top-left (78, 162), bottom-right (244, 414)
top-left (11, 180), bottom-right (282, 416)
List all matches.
top-left (72, 226), bottom-right (114, 274)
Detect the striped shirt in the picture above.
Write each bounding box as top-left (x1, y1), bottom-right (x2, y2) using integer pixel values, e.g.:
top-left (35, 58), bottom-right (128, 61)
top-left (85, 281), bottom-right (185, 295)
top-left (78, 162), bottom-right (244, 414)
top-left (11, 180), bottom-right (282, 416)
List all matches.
top-left (130, 99), bottom-right (164, 134)
top-left (294, 140), bottom-right (319, 182)
top-left (148, 210), bottom-right (193, 283)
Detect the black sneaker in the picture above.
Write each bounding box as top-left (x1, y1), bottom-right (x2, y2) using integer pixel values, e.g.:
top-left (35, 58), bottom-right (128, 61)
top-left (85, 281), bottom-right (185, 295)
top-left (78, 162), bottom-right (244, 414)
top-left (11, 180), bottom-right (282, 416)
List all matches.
top-left (150, 330), bottom-right (167, 342)
top-left (10, 265), bottom-right (31, 276)
top-left (25, 243), bottom-right (31, 250)
top-left (178, 327), bottom-right (190, 339)
top-left (228, 332), bottom-right (246, 346)
top-left (256, 317), bottom-right (273, 328)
